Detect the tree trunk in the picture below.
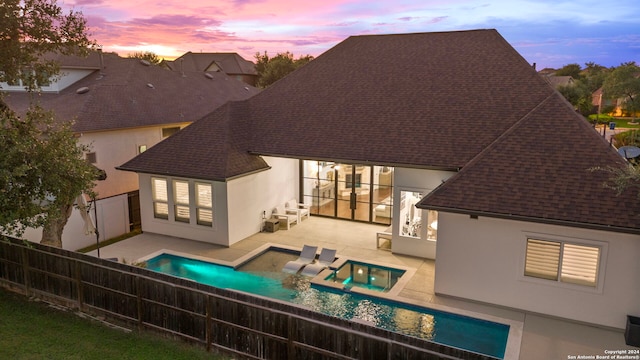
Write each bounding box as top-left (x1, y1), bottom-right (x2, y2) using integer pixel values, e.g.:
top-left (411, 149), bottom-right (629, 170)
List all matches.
top-left (40, 203), bottom-right (73, 248)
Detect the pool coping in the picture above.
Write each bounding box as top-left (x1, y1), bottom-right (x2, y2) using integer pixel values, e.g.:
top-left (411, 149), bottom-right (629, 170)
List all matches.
top-left (136, 243), bottom-right (523, 359)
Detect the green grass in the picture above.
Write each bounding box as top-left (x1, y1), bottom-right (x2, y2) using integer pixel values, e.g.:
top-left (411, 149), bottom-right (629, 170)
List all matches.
top-left (0, 288), bottom-right (227, 360)
top-left (587, 114), bottom-right (640, 128)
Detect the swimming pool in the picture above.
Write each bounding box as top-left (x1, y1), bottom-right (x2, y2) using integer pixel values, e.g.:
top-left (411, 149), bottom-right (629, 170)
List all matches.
top-left (144, 251), bottom-right (509, 359)
top-left (325, 260), bottom-right (405, 292)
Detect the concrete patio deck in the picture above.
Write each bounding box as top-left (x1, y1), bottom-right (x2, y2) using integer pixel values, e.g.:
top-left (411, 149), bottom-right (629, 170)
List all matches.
top-left (87, 216), bottom-right (633, 360)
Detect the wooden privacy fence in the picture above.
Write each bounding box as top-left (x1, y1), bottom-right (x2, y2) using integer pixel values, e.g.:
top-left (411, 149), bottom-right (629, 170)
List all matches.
top-left (0, 237), bottom-right (497, 360)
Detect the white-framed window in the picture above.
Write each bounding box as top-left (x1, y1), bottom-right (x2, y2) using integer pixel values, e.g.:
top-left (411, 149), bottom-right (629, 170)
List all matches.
top-left (524, 238), bottom-right (601, 288)
top-left (151, 177), bottom-right (168, 219)
top-left (173, 180), bottom-right (190, 223)
top-left (195, 182), bottom-right (213, 226)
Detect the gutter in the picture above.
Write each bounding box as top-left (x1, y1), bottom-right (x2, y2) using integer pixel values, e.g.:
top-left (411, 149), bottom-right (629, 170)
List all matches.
top-left (420, 205), bottom-right (640, 236)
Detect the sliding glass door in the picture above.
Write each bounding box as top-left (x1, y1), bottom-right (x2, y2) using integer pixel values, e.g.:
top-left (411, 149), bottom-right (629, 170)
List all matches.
top-left (302, 160), bottom-right (392, 225)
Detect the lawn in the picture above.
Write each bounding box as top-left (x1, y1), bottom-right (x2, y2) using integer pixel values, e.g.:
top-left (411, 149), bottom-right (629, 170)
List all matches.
top-left (0, 288), bottom-right (227, 360)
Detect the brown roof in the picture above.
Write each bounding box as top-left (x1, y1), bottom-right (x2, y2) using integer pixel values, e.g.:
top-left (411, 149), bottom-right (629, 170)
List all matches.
top-left (244, 29), bottom-right (552, 169)
top-left (416, 92), bottom-right (640, 234)
top-left (164, 52), bottom-right (257, 76)
top-left (3, 53), bottom-right (260, 133)
top-left (118, 101), bottom-right (270, 181)
top-left (118, 29), bottom-right (640, 233)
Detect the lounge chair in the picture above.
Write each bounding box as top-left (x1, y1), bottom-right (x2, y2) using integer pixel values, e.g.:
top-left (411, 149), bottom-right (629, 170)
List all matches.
top-left (282, 245), bottom-right (318, 274)
top-left (300, 248), bottom-right (337, 277)
top-left (272, 205), bottom-right (298, 229)
top-left (285, 199), bottom-right (310, 223)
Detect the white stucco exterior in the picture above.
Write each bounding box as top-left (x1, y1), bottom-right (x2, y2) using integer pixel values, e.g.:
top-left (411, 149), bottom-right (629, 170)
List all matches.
top-left (434, 212), bottom-right (640, 329)
top-left (79, 123), bottom-right (189, 199)
top-left (390, 167), bottom-right (456, 258)
top-left (138, 156), bottom-right (298, 246)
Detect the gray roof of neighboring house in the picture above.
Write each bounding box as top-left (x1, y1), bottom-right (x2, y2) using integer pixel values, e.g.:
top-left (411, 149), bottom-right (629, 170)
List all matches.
top-left (3, 52), bottom-right (260, 133)
top-left (118, 29), bottom-right (640, 234)
top-left (163, 52), bottom-right (257, 76)
top-left (544, 75), bottom-right (574, 88)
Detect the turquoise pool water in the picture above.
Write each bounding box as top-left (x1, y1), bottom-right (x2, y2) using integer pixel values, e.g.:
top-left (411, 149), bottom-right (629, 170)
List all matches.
top-left (325, 260), bottom-right (406, 292)
top-left (145, 253), bottom-right (509, 358)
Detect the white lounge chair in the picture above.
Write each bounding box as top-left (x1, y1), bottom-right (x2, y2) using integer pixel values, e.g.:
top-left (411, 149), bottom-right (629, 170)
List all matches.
top-left (285, 199), bottom-right (310, 223)
top-left (300, 248), bottom-right (337, 277)
top-left (272, 205), bottom-right (298, 229)
top-left (282, 245), bottom-right (318, 274)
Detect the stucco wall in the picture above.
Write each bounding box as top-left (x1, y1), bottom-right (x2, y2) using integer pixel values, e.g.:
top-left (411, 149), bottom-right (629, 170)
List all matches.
top-left (434, 212), bottom-right (640, 329)
top-left (138, 173), bottom-right (229, 245)
top-left (227, 157), bottom-right (299, 245)
top-left (79, 123), bottom-right (189, 199)
top-left (20, 195), bottom-right (129, 251)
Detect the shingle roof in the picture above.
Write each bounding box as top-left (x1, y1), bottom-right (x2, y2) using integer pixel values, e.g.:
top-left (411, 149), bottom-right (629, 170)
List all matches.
top-left (117, 101), bottom-right (270, 181)
top-left (164, 52), bottom-right (257, 76)
top-left (244, 29), bottom-right (554, 169)
top-left (416, 92), bottom-right (640, 233)
top-left (118, 29), bottom-right (640, 233)
top-left (3, 53), bottom-right (260, 133)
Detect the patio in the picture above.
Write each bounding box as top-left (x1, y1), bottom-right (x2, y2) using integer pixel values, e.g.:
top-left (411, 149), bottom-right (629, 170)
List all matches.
top-left (87, 216), bottom-right (631, 360)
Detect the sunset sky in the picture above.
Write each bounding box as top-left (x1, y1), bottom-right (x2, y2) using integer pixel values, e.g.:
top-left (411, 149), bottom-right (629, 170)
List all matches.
top-left (63, 0), bottom-right (639, 70)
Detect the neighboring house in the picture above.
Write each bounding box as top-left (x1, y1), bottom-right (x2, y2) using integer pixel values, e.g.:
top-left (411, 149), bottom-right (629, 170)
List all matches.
top-left (161, 52), bottom-right (258, 87)
top-left (592, 87), bottom-right (618, 115)
top-left (2, 51), bottom-right (260, 250)
top-left (542, 75), bottom-right (574, 88)
top-left (118, 29), bottom-right (640, 330)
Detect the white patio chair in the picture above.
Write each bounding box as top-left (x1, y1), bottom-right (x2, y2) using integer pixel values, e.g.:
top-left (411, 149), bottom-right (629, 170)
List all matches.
top-left (272, 205), bottom-right (298, 229)
top-left (285, 199), bottom-right (310, 223)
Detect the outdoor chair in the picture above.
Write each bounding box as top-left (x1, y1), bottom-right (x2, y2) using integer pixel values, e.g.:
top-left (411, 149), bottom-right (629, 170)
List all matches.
top-left (282, 245), bottom-right (318, 274)
top-left (285, 199), bottom-right (310, 223)
top-left (272, 205), bottom-right (298, 229)
top-left (300, 248), bottom-right (337, 277)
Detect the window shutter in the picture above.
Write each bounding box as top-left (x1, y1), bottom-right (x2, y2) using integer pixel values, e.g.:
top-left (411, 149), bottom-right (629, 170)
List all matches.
top-left (561, 244), bottom-right (599, 287)
top-left (525, 239), bottom-right (560, 280)
top-left (152, 178), bottom-right (167, 201)
top-left (196, 183), bottom-right (212, 207)
top-left (174, 181), bottom-right (189, 205)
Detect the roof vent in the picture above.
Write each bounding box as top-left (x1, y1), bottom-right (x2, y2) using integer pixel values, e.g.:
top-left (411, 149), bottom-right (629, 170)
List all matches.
top-left (140, 59), bottom-right (151, 66)
top-left (76, 87), bottom-right (90, 94)
top-left (244, 86), bottom-right (249, 91)
top-left (147, 83), bottom-right (154, 89)
top-left (205, 73), bottom-right (214, 79)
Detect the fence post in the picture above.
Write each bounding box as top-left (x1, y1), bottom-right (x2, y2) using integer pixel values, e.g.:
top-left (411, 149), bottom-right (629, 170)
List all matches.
top-left (136, 276), bottom-right (143, 331)
top-left (20, 246), bottom-right (30, 296)
top-left (287, 315), bottom-right (295, 359)
top-left (75, 260), bottom-right (83, 311)
top-left (206, 295), bottom-right (212, 352)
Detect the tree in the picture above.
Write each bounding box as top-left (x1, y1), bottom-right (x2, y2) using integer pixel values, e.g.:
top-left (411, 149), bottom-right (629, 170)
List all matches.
top-left (0, 105), bottom-right (99, 246)
top-left (557, 80), bottom-right (593, 115)
top-left (0, 0), bottom-right (94, 90)
top-left (555, 63), bottom-right (583, 79)
top-left (128, 51), bottom-right (162, 65)
top-left (581, 62), bottom-right (609, 92)
top-left (0, 0), bottom-right (97, 247)
top-left (254, 51), bottom-right (314, 88)
top-left (602, 62), bottom-right (640, 122)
